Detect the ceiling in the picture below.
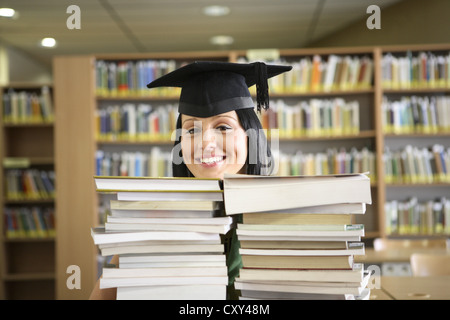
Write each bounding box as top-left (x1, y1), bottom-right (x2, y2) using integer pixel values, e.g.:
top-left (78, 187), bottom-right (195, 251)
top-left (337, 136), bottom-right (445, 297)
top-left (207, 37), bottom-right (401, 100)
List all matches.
top-left (0, 0), bottom-right (404, 68)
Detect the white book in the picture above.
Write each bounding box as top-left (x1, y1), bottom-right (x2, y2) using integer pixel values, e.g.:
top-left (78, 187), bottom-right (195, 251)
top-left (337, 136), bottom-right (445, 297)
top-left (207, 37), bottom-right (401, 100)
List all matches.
top-left (102, 266), bottom-right (227, 278)
top-left (236, 235), bottom-right (361, 242)
top-left (94, 176), bottom-right (221, 192)
top-left (100, 244), bottom-right (224, 256)
top-left (91, 227), bottom-right (220, 245)
top-left (223, 173), bottom-right (372, 215)
top-left (106, 216), bottom-right (232, 225)
top-left (105, 222), bottom-right (232, 234)
top-left (239, 242), bottom-right (365, 256)
top-left (117, 191), bottom-right (223, 202)
top-left (100, 276), bottom-right (228, 288)
top-left (116, 285), bottom-right (226, 300)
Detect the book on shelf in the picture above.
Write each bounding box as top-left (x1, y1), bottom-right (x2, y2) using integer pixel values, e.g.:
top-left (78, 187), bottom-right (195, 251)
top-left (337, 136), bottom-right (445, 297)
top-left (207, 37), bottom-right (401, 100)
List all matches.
top-left (383, 144), bottom-right (450, 184)
top-left (239, 54), bottom-right (373, 94)
top-left (4, 206), bottom-right (56, 239)
top-left (382, 51), bottom-right (450, 90)
top-left (95, 103), bottom-right (178, 142)
top-left (258, 98), bottom-right (360, 138)
top-left (91, 176), bottom-right (231, 300)
top-left (95, 149), bottom-right (172, 178)
top-left (385, 197), bottom-right (450, 236)
top-left (382, 96), bottom-right (450, 135)
top-left (96, 59), bottom-right (181, 97)
top-left (223, 172), bottom-right (371, 215)
top-left (2, 86), bottom-right (54, 124)
top-left (222, 171), bottom-right (372, 300)
top-left (274, 147), bottom-right (376, 180)
top-left (4, 169), bottom-right (55, 201)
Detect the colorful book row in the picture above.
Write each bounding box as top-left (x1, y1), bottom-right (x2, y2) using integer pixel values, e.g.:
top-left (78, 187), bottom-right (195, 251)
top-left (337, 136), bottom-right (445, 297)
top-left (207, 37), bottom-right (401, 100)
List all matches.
top-left (385, 197), bottom-right (450, 236)
top-left (95, 149), bottom-right (172, 178)
top-left (4, 206), bottom-right (55, 239)
top-left (259, 98), bottom-right (360, 138)
top-left (95, 103), bottom-right (178, 142)
top-left (275, 147), bottom-right (376, 180)
top-left (239, 54), bottom-right (373, 93)
top-left (96, 97), bottom-right (361, 142)
top-left (96, 60), bottom-right (181, 97)
top-left (4, 169), bottom-right (55, 201)
top-left (381, 51), bottom-right (450, 89)
top-left (382, 95), bottom-right (450, 134)
top-left (383, 144), bottom-right (450, 184)
top-left (95, 146), bottom-right (375, 179)
top-left (2, 87), bottom-right (54, 124)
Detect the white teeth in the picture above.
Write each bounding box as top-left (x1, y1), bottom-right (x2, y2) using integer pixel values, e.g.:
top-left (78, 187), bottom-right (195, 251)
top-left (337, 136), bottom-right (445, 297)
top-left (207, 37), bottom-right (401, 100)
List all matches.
top-left (201, 157), bottom-right (223, 164)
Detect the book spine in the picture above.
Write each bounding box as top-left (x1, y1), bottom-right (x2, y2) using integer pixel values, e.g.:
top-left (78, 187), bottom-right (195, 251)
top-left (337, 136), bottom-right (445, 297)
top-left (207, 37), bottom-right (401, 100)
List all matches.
top-left (382, 96), bottom-right (450, 134)
top-left (1, 88), bottom-right (54, 124)
top-left (3, 207), bottom-right (56, 239)
top-left (95, 148), bottom-right (172, 177)
top-left (382, 51), bottom-right (450, 89)
top-left (274, 147), bottom-right (376, 179)
top-left (95, 103), bottom-right (178, 142)
top-left (383, 144), bottom-right (450, 184)
top-left (385, 198), bottom-right (450, 236)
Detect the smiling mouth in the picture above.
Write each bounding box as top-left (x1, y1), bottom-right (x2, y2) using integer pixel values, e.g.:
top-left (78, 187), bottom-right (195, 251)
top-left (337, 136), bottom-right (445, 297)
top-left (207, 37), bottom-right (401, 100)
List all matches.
top-left (198, 156), bottom-right (225, 165)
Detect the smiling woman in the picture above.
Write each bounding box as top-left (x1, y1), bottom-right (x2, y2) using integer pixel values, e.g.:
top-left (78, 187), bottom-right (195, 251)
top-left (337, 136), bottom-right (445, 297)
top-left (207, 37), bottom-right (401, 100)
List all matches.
top-left (180, 111), bottom-right (248, 179)
top-left (89, 60), bottom-right (292, 300)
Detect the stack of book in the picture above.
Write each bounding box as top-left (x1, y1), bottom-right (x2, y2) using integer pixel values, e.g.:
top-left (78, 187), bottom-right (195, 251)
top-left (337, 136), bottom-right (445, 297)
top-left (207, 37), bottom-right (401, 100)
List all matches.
top-left (223, 173), bottom-right (372, 300)
top-left (91, 176), bottom-right (232, 300)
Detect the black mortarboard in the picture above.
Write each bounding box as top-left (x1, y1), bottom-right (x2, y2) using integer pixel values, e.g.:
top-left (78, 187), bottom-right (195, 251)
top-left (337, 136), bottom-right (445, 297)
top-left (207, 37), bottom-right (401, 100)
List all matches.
top-left (147, 61), bottom-right (292, 117)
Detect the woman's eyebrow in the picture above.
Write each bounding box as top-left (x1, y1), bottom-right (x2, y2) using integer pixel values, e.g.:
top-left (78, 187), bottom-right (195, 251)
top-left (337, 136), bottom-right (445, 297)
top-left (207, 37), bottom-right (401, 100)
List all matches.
top-left (182, 117), bottom-right (199, 125)
top-left (182, 115), bottom-right (238, 125)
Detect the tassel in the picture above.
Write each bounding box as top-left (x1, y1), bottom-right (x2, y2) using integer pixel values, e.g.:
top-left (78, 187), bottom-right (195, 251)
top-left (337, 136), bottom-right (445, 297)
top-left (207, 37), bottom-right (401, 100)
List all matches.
top-left (254, 62), bottom-right (269, 113)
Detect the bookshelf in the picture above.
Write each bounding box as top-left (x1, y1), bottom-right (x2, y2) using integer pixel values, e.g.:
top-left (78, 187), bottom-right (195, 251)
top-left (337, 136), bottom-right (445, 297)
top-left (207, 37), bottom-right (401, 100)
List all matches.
top-left (0, 84), bottom-right (56, 300)
top-left (379, 44), bottom-right (450, 238)
top-left (53, 45), bottom-right (450, 299)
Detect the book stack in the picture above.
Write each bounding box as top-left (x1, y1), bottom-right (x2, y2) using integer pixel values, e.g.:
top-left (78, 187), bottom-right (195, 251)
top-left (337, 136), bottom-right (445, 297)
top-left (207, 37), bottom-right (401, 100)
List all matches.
top-left (91, 176), bottom-right (232, 300)
top-left (223, 173), bottom-right (372, 300)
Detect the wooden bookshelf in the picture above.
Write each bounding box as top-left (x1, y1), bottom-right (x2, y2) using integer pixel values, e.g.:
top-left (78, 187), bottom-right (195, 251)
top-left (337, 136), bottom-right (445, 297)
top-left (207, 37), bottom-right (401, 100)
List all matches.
top-left (52, 44), bottom-right (450, 299)
top-left (0, 84), bottom-right (56, 300)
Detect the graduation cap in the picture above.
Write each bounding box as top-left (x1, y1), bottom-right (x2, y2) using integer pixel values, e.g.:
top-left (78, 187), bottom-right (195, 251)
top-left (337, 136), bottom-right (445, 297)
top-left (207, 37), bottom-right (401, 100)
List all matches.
top-left (147, 61), bottom-right (292, 117)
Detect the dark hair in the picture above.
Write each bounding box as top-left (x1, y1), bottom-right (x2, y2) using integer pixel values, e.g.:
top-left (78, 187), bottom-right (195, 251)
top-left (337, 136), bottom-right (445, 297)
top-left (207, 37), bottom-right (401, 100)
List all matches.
top-left (171, 108), bottom-right (273, 178)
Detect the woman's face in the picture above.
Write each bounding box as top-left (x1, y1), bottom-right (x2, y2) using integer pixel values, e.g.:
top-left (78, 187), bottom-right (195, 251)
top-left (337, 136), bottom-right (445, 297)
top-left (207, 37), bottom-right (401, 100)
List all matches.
top-left (180, 111), bottom-right (248, 179)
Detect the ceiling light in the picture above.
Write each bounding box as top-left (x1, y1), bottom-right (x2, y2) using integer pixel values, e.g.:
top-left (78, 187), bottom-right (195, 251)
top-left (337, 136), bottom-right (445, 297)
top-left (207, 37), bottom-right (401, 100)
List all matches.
top-left (41, 38), bottom-right (57, 48)
top-left (0, 8), bottom-right (17, 18)
top-left (203, 5), bottom-right (230, 17)
top-left (210, 35), bottom-right (234, 46)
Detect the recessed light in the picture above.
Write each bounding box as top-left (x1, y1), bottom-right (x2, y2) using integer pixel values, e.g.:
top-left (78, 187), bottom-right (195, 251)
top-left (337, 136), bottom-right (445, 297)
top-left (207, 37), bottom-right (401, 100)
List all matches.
top-left (210, 35), bottom-right (234, 46)
top-left (41, 38), bottom-right (57, 48)
top-left (203, 5), bottom-right (230, 17)
top-left (0, 8), bottom-right (18, 19)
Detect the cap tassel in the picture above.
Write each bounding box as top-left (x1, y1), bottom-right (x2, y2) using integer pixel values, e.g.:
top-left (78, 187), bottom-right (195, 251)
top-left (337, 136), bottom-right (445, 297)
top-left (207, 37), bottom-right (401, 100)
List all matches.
top-left (254, 62), bottom-right (269, 113)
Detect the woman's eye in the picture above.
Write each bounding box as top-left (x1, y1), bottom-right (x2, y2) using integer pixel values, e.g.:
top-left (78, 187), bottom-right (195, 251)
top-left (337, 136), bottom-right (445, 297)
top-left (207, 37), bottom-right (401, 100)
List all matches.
top-left (190, 127), bottom-right (202, 134)
top-left (216, 125), bottom-right (232, 132)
